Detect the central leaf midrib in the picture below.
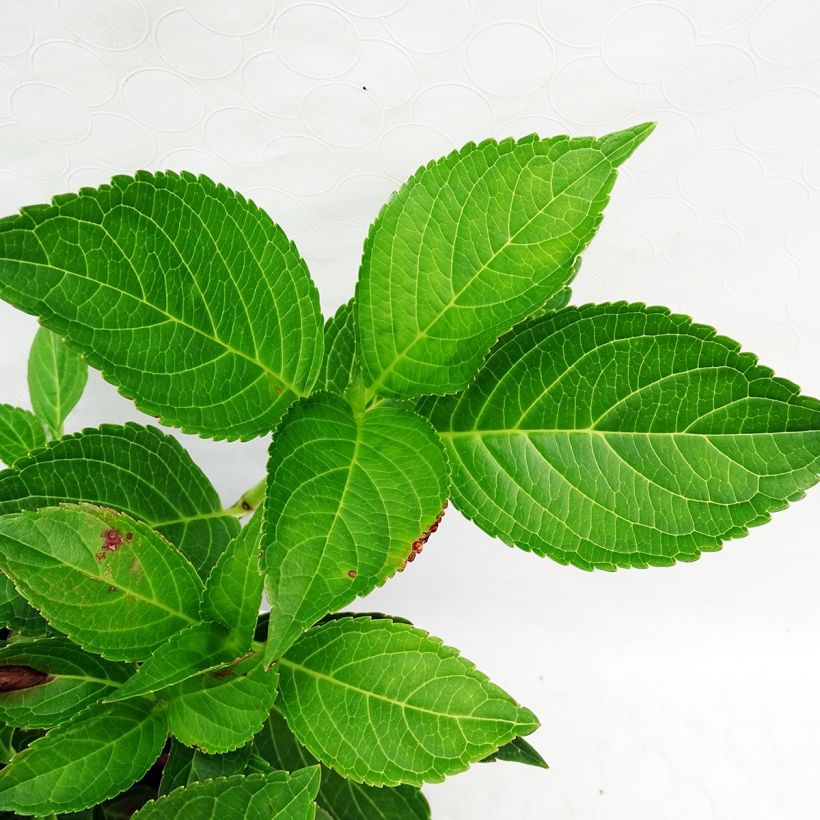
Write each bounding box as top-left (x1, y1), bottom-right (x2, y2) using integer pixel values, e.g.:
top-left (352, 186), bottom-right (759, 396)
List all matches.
top-left (279, 657), bottom-right (522, 725)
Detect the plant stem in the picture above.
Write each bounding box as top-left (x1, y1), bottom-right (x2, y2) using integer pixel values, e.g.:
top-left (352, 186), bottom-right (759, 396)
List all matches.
top-left (223, 477), bottom-right (266, 517)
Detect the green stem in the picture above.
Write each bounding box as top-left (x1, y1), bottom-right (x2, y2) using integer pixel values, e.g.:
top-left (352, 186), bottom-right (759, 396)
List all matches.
top-left (223, 477), bottom-right (266, 517)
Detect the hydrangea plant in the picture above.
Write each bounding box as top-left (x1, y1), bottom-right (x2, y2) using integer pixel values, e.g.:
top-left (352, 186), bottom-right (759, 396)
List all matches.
top-left (0, 123), bottom-right (817, 818)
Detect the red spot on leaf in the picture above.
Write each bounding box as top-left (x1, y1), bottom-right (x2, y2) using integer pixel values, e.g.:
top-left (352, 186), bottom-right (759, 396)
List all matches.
top-left (0, 665), bottom-right (50, 692)
top-left (398, 503), bottom-right (447, 573)
top-left (347, 569), bottom-right (357, 578)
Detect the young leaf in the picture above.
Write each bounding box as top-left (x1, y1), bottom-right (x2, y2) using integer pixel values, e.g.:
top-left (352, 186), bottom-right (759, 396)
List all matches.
top-left (480, 735), bottom-right (548, 768)
top-left (0, 172), bottom-right (324, 440)
top-left (0, 636), bottom-right (130, 728)
top-left (0, 504), bottom-right (203, 660)
top-left (263, 394), bottom-right (449, 661)
top-left (0, 423), bottom-right (240, 577)
top-left (27, 326), bottom-right (88, 438)
top-left (201, 510), bottom-right (264, 645)
top-left (133, 768), bottom-right (320, 820)
top-left (0, 405), bottom-right (45, 467)
top-left (166, 653), bottom-right (278, 754)
top-left (0, 574), bottom-right (46, 635)
top-left (256, 708), bottom-right (431, 820)
top-left (356, 124), bottom-right (653, 399)
top-left (320, 300), bottom-right (357, 394)
top-left (277, 617), bottom-right (538, 787)
top-left (0, 698), bottom-right (167, 816)
top-left (425, 303), bottom-right (820, 570)
top-left (105, 622), bottom-right (245, 702)
top-left (158, 739), bottom-right (252, 795)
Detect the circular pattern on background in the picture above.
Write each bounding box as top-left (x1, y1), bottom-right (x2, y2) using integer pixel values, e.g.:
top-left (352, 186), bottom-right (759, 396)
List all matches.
top-left (31, 41), bottom-right (116, 106)
top-left (205, 108), bottom-right (280, 166)
top-left (241, 52), bottom-right (316, 119)
top-left (378, 123), bottom-right (454, 179)
top-left (538, 0), bottom-right (633, 48)
top-left (664, 44), bottom-right (756, 112)
top-left (680, 0), bottom-right (755, 33)
top-left (0, 125), bottom-right (68, 178)
top-left (603, 4), bottom-right (698, 82)
top-left (303, 83), bottom-right (383, 147)
top-left (723, 251), bottom-right (801, 303)
top-left (122, 69), bottom-right (204, 132)
top-left (188, 0), bottom-right (274, 35)
top-left (465, 23), bottom-right (554, 97)
top-left (786, 202), bottom-right (820, 264)
top-left (725, 176), bottom-right (809, 231)
top-left (664, 220), bottom-right (742, 272)
top-left (0, 64), bottom-right (18, 118)
top-left (550, 57), bottom-right (639, 124)
top-left (332, 0), bottom-right (407, 17)
top-left (735, 87), bottom-right (820, 152)
top-left (155, 10), bottom-right (242, 79)
top-left (244, 186), bottom-right (311, 237)
top-left (617, 195), bottom-right (698, 242)
top-left (82, 113), bottom-right (155, 169)
top-left (11, 83), bottom-right (90, 143)
top-left (342, 39), bottom-right (418, 109)
top-left (272, 4), bottom-right (360, 78)
top-left (751, 0), bottom-right (820, 66)
top-left (385, 0), bottom-right (473, 53)
top-left (0, 1), bottom-right (33, 56)
top-left (262, 135), bottom-right (339, 195)
top-left (678, 147), bottom-right (762, 208)
top-left (0, 171), bottom-right (43, 213)
top-left (59, 0), bottom-right (149, 51)
top-left (803, 153), bottom-right (820, 190)
top-left (498, 115), bottom-right (570, 141)
top-left (335, 173), bottom-right (398, 224)
top-left (412, 84), bottom-right (493, 147)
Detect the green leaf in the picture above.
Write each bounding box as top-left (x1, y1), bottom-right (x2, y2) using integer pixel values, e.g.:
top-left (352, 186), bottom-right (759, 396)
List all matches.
top-left (0, 423), bottom-right (240, 578)
top-left (133, 768), bottom-right (320, 820)
top-left (27, 326), bottom-right (88, 438)
top-left (256, 709), bottom-right (430, 820)
top-left (320, 300), bottom-right (357, 394)
top-left (277, 617), bottom-right (538, 786)
top-left (158, 740), bottom-right (252, 796)
top-left (424, 303), bottom-right (820, 570)
top-left (0, 504), bottom-right (203, 660)
top-left (201, 510), bottom-right (264, 645)
top-left (0, 698), bottom-right (167, 816)
top-left (356, 124), bottom-right (653, 399)
top-left (0, 636), bottom-right (130, 727)
top-left (0, 405), bottom-right (45, 467)
top-left (480, 735), bottom-right (548, 768)
top-left (0, 172), bottom-right (324, 440)
top-left (106, 622), bottom-right (245, 702)
top-left (263, 394), bottom-right (449, 660)
top-left (166, 653), bottom-right (278, 754)
top-left (0, 574), bottom-right (46, 635)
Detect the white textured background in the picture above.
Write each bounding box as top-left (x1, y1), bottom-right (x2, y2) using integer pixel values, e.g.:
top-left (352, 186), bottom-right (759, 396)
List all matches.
top-left (1, 1), bottom-right (819, 818)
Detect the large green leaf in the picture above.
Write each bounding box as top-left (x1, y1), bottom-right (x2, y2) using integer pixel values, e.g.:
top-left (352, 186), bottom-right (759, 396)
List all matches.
top-left (0, 423), bottom-right (240, 577)
top-left (256, 709), bottom-right (430, 820)
top-left (0, 637), bottom-right (130, 727)
top-left (356, 124), bottom-right (653, 399)
top-left (158, 740), bottom-right (252, 795)
top-left (0, 172), bottom-right (324, 440)
top-left (263, 394), bottom-right (449, 660)
top-left (0, 405), bottom-right (45, 467)
top-left (106, 622), bottom-right (244, 702)
top-left (0, 699), bottom-right (167, 816)
top-left (133, 768), bottom-right (320, 820)
top-left (201, 510), bottom-right (264, 645)
top-left (27, 326), bottom-right (88, 438)
top-left (166, 653), bottom-right (278, 754)
top-left (277, 617), bottom-right (538, 786)
top-left (320, 300), bottom-right (357, 394)
top-left (0, 504), bottom-right (203, 660)
top-left (425, 303), bottom-right (820, 570)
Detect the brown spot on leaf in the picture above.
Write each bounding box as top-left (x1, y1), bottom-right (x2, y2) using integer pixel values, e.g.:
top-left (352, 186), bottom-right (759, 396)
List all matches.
top-left (347, 569), bottom-right (357, 578)
top-left (0, 665), bottom-right (50, 692)
top-left (211, 668), bottom-right (234, 680)
top-left (398, 502), bottom-right (448, 573)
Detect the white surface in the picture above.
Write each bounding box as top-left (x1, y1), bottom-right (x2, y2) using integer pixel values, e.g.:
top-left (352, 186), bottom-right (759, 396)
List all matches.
top-left (1, 1), bottom-right (818, 817)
